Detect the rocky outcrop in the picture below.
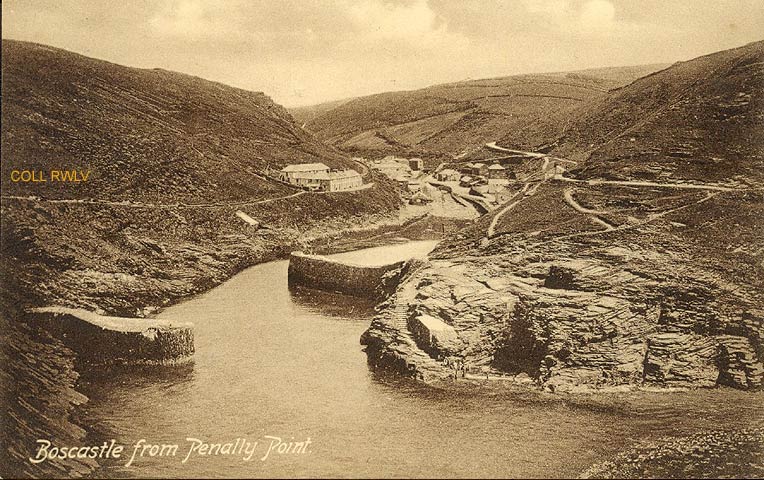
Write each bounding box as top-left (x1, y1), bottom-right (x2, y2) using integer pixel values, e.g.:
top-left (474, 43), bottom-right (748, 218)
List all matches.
top-left (0, 317), bottom-right (97, 478)
top-left (409, 314), bottom-right (463, 356)
top-left (580, 428), bottom-right (764, 478)
top-left (362, 248), bottom-right (764, 391)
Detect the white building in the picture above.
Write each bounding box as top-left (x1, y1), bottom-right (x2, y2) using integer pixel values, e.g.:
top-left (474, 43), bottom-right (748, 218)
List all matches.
top-left (320, 170), bottom-right (363, 192)
top-left (279, 163), bottom-right (330, 186)
top-left (279, 163), bottom-right (362, 192)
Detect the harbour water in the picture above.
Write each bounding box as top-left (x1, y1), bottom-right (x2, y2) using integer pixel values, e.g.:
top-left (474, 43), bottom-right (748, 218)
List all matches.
top-left (76, 241), bottom-right (763, 478)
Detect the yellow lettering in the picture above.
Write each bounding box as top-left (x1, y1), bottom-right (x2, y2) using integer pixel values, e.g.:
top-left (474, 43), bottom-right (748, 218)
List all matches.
top-left (50, 170), bottom-right (61, 181)
top-left (11, 170), bottom-right (20, 182)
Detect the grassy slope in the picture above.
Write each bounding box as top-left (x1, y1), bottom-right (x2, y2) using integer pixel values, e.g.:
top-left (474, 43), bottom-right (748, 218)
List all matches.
top-left (510, 41), bottom-right (764, 185)
top-left (0, 40), bottom-right (401, 314)
top-left (298, 64), bottom-right (666, 159)
top-left (446, 41), bottom-right (764, 284)
top-left (1, 40), bottom-right (363, 203)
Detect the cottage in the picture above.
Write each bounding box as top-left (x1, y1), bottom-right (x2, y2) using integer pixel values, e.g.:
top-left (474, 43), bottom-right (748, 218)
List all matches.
top-left (458, 162), bottom-right (475, 175)
top-left (408, 158), bottom-right (424, 171)
top-left (279, 163), bottom-right (330, 186)
top-left (487, 163), bottom-right (509, 185)
top-left (319, 170), bottom-right (363, 192)
top-left (471, 162), bottom-right (488, 176)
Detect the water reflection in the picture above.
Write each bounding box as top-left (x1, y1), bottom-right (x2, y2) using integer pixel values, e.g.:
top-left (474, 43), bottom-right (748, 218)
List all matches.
top-left (288, 285), bottom-right (377, 319)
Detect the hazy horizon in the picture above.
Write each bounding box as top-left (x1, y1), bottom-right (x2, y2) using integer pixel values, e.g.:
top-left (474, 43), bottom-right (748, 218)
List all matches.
top-left (3, 1), bottom-right (763, 108)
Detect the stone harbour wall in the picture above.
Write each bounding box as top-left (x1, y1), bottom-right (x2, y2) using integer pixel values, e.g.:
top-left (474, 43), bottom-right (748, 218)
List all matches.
top-left (288, 251), bottom-right (408, 299)
top-left (362, 255), bottom-right (764, 392)
top-left (26, 307), bottom-right (194, 366)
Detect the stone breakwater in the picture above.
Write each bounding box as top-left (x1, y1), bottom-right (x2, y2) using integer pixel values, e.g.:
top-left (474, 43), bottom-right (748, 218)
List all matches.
top-left (287, 251), bottom-right (409, 300)
top-left (27, 307), bottom-right (194, 366)
top-left (362, 251), bottom-right (764, 391)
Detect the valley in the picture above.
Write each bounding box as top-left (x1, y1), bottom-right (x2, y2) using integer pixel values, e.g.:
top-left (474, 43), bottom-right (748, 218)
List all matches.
top-left (1, 34), bottom-right (762, 479)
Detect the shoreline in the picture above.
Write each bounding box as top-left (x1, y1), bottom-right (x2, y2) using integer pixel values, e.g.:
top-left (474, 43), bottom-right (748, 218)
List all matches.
top-left (0, 207), bottom-right (460, 477)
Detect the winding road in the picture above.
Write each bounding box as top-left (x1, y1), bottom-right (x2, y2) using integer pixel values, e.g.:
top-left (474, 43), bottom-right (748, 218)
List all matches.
top-left (0, 191), bottom-right (309, 209)
top-left (481, 141), bottom-right (746, 241)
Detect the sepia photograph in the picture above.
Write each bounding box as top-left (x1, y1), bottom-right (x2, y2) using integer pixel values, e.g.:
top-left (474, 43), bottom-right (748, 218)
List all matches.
top-left (1, 1), bottom-right (763, 478)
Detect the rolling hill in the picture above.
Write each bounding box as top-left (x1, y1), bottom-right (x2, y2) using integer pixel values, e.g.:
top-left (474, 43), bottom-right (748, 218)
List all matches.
top-left (503, 40), bottom-right (764, 185)
top-left (0, 39), bottom-right (402, 316)
top-left (1, 40), bottom-right (365, 203)
top-left (296, 64), bottom-right (667, 159)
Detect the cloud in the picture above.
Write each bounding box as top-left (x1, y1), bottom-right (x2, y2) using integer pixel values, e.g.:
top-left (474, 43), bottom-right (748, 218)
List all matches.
top-left (344, 0), bottom-right (469, 51)
top-left (347, 0), bottom-right (440, 39)
top-left (3, 0), bottom-right (764, 107)
top-left (148, 0), bottom-right (246, 40)
top-left (579, 0), bottom-right (616, 33)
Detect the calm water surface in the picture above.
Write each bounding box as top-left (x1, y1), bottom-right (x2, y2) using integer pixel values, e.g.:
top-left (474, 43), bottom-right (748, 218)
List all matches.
top-left (78, 241), bottom-right (763, 478)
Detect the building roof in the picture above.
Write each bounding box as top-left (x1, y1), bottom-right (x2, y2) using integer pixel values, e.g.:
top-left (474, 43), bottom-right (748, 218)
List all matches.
top-left (281, 162), bottom-right (330, 172)
top-left (439, 168), bottom-right (459, 175)
top-left (488, 164), bottom-right (505, 170)
top-left (473, 163), bottom-right (486, 168)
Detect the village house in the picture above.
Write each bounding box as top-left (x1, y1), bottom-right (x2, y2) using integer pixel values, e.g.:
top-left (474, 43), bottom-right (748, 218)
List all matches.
top-left (487, 163), bottom-right (509, 185)
top-left (320, 170), bottom-right (363, 192)
top-left (470, 162), bottom-right (488, 177)
top-left (279, 163), bottom-right (330, 186)
top-left (280, 163), bottom-right (362, 192)
top-left (408, 158), bottom-right (424, 171)
top-left (458, 162), bottom-right (474, 174)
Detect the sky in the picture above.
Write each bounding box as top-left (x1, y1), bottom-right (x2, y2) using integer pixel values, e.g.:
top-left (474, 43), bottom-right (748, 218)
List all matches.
top-left (3, 0), bottom-right (763, 107)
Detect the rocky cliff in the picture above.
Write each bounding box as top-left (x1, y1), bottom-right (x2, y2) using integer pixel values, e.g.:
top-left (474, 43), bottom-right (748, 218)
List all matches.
top-left (363, 42), bottom-right (764, 392)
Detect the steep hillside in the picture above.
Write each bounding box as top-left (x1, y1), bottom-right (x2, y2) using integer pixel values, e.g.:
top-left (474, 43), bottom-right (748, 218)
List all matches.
top-left (502, 40), bottom-right (764, 185)
top-left (363, 43), bottom-right (764, 393)
top-left (290, 97), bottom-right (355, 125)
top-left (301, 64), bottom-right (666, 158)
top-left (1, 40), bottom-right (362, 203)
top-left (0, 38), bottom-right (404, 312)
top-left (1, 40), bottom-right (404, 476)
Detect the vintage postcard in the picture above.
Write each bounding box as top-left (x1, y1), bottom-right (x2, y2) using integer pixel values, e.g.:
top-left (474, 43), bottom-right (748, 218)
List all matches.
top-left (1, 1), bottom-right (763, 478)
